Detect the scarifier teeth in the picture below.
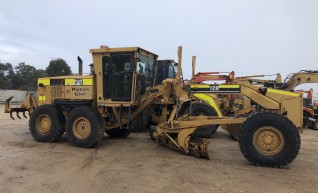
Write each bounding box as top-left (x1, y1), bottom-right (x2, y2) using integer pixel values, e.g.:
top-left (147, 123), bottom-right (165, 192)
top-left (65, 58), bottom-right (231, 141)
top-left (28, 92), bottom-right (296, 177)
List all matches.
top-left (8, 109), bottom-right (29, 120)
top-left (16, 112), bottom-right (21, 119)
top-left (23, 111), bottom-right (27, 118)
top-left (10, 112), bottom-right (15, 120)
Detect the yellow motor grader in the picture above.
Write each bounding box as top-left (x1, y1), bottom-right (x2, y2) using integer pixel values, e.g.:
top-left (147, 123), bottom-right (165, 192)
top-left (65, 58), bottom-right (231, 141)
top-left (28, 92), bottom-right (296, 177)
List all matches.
top-left (5, 46), bottom-right (302, 167)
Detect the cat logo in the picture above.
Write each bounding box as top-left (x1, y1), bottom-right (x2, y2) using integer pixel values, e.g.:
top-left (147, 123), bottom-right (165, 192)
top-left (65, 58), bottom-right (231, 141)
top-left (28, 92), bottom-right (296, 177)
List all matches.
top-left (74, 79), bottom-right (83, 85)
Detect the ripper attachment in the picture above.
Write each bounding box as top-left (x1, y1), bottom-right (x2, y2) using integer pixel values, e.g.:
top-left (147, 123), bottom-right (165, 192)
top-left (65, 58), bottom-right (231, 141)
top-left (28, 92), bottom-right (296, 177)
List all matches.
top-left (4, 94), bottom-right (35, 120)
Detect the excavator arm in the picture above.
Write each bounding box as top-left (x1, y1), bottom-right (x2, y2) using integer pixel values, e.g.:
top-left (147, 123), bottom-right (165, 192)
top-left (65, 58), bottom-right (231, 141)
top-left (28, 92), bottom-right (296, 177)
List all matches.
top-left (281, 70), bottom-right (318, 91)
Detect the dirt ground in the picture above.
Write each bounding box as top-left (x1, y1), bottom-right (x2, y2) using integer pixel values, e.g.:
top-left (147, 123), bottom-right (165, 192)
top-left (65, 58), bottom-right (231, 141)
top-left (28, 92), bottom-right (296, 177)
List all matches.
top-left (0, 104), bottom-right (318, 193)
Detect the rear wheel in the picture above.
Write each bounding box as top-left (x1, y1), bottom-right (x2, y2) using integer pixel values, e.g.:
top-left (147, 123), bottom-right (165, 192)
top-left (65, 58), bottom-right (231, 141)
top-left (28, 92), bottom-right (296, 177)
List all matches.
top-left (185, 103), bottom-right (219, 137)
top-left (66, 107), bottom-right (104, 148)
top-left (132, 114), bottom-right (149, 132)
top-left (238, 112), bottom-right (300, 167)
top-left (29, 105), bottom-right (65, 142)
top-left (308, 116), bottom-right (318, 130)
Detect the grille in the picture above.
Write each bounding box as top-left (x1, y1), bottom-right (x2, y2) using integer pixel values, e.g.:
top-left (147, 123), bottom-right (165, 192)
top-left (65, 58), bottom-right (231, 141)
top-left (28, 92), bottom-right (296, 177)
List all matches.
top-left (50, 86), bottom-right (63, 99)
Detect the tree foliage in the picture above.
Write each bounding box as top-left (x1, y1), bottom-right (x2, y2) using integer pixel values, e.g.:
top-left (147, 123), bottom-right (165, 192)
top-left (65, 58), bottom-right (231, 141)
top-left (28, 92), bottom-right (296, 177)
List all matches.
top-left (0, 58), bottom-right (70, 91)
top-left (0, 62), bottom-right (14, 89)
top-left (46, 58), bottom-right (72, 77)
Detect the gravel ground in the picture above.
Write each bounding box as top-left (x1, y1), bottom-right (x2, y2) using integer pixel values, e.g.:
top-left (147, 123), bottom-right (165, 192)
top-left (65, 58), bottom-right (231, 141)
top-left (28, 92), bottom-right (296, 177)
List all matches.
top-left (0, 104), bottom-right (318, 193)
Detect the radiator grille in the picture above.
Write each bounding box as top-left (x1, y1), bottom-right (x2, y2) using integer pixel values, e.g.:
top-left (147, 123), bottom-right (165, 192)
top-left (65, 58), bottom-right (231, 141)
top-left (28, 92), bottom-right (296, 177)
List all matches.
top-left (50, 86), bottom-right (63, 99)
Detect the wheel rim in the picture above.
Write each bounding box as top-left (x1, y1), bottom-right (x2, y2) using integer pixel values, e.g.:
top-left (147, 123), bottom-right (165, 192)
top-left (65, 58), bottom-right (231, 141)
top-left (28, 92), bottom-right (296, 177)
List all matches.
top-left (72, 117), bottom-right (91, 140)
top-left (253, 126), bottom-right (285, 156)
top-left (36, 114), bottom-right (52, 135)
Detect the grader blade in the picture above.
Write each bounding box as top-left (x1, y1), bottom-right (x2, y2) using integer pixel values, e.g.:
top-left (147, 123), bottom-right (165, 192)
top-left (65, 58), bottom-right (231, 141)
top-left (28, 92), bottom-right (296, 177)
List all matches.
top-left (187, 137), bottom-right (209, 159)
top-left (151, 125), bottom-right (210, 159)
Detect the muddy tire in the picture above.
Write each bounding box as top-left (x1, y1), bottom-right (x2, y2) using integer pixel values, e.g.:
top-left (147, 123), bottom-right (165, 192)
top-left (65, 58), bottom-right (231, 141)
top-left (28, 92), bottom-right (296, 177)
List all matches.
top-left (66, 106), bottom-right (104, 148)
top-left (185, 103), bottom-right (219, 138)
top-left (308, 115), bottom-right (318, 130)
top-left (132, 115), bottom-right (149, 132)
top-left (238, 112), bottom-right (300, 167)
top-left (29, 105), bottom-right (65, 142)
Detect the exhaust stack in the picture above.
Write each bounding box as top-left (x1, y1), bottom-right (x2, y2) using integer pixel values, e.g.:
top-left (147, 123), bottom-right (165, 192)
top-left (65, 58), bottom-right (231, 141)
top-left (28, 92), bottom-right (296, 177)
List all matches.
top-left (177, 46), bottom-right (182, 81)
top-left (77, 56), bottom-right (83, 75)
top-left (192, 56), bottom-right (196, 80)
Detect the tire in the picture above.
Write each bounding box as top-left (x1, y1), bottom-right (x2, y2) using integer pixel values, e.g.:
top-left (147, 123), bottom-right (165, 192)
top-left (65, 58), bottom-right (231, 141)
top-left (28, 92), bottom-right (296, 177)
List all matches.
top-left (132, 114), bottom-right (149, 132)
top-left (29, 105), bottom-right (65, 142)
top-left (302, 117), bottom-right (308, 128)
top-left (303, 110), bottom-right (311, 128)
top-left (312, 122), bottom-right (318, 130)
top-left (308, 122), bottom-right (318, 130)
top-left (308, 115), bottom-right (318, 130)
top-left (238, 112), bottom-right (301, 167)
top-left (131, 116), bottom-right (143, 132)
top-left (66, 106), bottom-right (104, 148)
top-left (106, 128), bottom-right (132, 138)
top-left (184, 103), bottom-right (219, 138)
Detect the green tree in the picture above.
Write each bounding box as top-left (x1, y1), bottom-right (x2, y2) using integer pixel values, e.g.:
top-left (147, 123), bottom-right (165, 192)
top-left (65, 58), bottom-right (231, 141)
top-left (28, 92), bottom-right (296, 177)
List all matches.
top-left (34, 69), bottom-right (47, 79)
top-left (0, 62), bottom-right (14, 89)
top-left (46, 58), bottom-right (72, 76)
top-left (12, 62), bottom-right (37, 90)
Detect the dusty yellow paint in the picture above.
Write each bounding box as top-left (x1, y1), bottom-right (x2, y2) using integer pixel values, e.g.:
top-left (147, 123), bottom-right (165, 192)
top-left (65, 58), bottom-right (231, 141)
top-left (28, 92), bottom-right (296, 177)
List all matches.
top-left (190, 84), bottom-right (209, 88)
top-left (193, 93), bottom-right (222, 116)
top-left (219, 85), bottom-right (239, 88)
top-left (38, 79), bottom-right (50, 86)
top-left (39, 95), bottom-right (46, 101)
top-left (83, 79), bottom-right (93, 85)
top-left (267, 88), bottom-right (300, 97)
top-left (65, 79), bottom-right (75, 85)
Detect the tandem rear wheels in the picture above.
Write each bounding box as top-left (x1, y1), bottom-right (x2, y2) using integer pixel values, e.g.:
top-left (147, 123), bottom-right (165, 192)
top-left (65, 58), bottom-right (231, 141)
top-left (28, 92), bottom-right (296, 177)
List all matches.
top-left (29, 105), bottom-right (105, 147)
top-left (238, 112), bottom-right (301, 167)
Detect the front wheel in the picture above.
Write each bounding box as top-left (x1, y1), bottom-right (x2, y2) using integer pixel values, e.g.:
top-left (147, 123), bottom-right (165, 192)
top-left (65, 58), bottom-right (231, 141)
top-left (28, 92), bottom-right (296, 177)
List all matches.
top-left (238, 112), bottom-right (300, 167)
top-left (66, 107), bottom-right (104, 148)
top-left (184, 103), bottom-right (219, 138)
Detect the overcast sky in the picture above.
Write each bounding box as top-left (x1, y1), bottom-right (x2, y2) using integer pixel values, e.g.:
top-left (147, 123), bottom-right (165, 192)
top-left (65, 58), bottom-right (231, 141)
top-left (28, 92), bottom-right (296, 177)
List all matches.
top-left (1, 0), bottom-right (318, 93)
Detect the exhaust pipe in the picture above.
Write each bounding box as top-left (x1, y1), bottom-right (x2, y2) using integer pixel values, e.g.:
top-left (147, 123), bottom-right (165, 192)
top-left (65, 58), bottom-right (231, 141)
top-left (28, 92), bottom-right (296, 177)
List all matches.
top-left (177, 46), bottom-right (182, 81)
top-left (77, 56), bottom-right (83, 75)
top-left (191, 56), bottom-right (196, 80)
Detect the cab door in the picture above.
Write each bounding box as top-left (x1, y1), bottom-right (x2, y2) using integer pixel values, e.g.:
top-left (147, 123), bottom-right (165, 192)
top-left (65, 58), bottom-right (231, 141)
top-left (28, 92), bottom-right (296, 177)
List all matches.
top-left (111, 53), bottom-right (133, 101)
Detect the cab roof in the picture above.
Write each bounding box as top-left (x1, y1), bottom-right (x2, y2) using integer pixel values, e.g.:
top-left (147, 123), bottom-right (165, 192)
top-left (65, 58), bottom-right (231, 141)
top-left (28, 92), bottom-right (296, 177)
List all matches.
top-left (89, 46), bottom-right (158, 58)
